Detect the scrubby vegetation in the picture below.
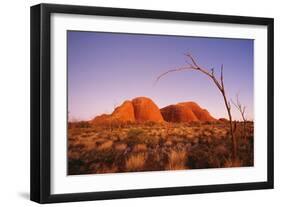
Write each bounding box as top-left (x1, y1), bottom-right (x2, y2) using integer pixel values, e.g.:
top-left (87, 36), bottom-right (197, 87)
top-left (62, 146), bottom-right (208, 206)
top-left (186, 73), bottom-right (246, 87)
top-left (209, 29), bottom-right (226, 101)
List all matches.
top-left (68, 120), bottom-right (253, 175)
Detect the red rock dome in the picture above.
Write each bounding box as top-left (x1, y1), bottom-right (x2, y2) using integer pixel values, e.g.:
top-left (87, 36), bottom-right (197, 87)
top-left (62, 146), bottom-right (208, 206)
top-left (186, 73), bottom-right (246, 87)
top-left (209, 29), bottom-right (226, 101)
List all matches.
top-left (160, 104), bottom-right (198, 122)
top-left (111, 100), bottom-right (135, 122)
top-left (161, 102), bottom-right (216, 122)
top-left (132, 97), bottom-right (164, 122)
top-left (178, 102), bottom-right (216, 121)
top-left (92, 98), bottom-right (215, 125)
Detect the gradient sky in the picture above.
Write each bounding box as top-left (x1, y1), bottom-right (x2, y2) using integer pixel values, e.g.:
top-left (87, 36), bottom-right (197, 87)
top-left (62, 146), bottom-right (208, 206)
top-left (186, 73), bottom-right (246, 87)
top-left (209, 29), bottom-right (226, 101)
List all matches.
top-left (68, 31), bottom-right (254, 121)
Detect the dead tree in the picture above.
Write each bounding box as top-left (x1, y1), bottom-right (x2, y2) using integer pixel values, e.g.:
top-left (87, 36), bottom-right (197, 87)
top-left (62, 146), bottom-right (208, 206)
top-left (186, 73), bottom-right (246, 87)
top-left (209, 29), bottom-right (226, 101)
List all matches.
top-left (156, 54), bottom-right (237, 161)
top-left (231, 94), bottom-right (247, 139)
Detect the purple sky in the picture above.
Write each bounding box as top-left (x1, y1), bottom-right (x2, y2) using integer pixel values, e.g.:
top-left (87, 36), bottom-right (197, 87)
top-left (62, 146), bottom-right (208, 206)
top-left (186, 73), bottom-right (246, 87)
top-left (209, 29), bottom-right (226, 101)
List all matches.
top-left (67, 31), bottom-right (254, 121)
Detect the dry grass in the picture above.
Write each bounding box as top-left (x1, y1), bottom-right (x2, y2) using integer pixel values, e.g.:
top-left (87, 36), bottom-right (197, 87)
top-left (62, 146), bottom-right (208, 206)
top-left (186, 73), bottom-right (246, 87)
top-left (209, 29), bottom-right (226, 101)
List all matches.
top-left (114, 143), bottom-right (127, 151)
top-left (223, 158), bottom-right (243, 168)
top-left (166, 150), bottom-right (188, 170)
top-left (95, 165), bottom-right (119, 174)
top-left (68, 121), bottom-right (253, 175)
top-left (125, 153), bottom-right (147, 171)
top-left (96, 140), bottom-right (113, 151)
top-left (133, 144), bottom-right (147, 152)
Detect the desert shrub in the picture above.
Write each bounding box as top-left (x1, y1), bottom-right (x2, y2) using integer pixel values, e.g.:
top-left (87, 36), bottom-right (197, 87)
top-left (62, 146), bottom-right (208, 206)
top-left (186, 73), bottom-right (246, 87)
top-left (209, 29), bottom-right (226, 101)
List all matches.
top-left (125, 153), bottom-right (147, 171)
top-left (95, 164), bottom-right (119, 174)
top-left (114, 143), bottom-right (127, 151)
top-left (189, 121), bottom-right (202, 127)
top-left (223, 158), bottom-right (242, 168)
top-left (68, 159), bottom-right (86, 175)
top-left (84, 150), bottom-right (117, 165)
top-left (96, 140), bottom-right (113, 151)
top-left (126, 128), bottom-right (146, 146)
top-left (81, 128), bottom-right (94, 134)
top-left (148, 129), bottom-right (158, 137)
top-left (188, 147), bottom-right (212, 168)
top-left (164, 140), bottom-right (173, 147)
top-left (236, 135), bottom-right (254, 166)
top-left (166, 149), bottom-right (188, 170)
top-left (74, 121), bottom-right (91, 128)
top-left (68, 128), bottom-right (84, 137)
top-left (86, 150), bottom-right (121, 174)
top-left (143, 136), bottom-right (160, 147)
top-left (133, 144), bottom-right (147, 152)
top-left (214, 144), bottom-right (228, 157)
top-left (81, 134), bottom-right (89, 138)
top-left (203, 121), bottom-right (213, 125)
top-left (127, 128), bottom-right (144, 139)
top-left (94, 138), bottom-right (107, 146)
top-left (68, 122), bottom-right (75, 129)
top-left (201, 127), bottom-right (214, 138)
top-left (144, 121), bottom-right (157, 127)
top-left (188, 140), bottom-right (232, 169)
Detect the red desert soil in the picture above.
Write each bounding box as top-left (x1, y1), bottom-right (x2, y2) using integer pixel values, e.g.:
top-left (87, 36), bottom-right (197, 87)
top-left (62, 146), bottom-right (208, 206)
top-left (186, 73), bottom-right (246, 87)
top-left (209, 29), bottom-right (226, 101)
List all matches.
top-left (161, 102), bottom-right (216, 122)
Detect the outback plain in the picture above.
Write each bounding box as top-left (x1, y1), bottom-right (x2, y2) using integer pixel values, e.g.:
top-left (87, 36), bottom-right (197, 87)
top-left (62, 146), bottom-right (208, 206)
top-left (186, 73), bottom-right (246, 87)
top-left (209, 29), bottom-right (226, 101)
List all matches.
top-left (68, 97), bottom-right (254, 175)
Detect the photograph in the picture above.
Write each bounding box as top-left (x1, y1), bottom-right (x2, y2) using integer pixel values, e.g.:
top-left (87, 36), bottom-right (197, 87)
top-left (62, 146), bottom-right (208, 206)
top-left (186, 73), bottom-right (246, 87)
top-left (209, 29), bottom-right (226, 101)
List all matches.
top-left (30, 3), bottom-right (274, 203)
top-left (67, 31), bottom-right (254, 175)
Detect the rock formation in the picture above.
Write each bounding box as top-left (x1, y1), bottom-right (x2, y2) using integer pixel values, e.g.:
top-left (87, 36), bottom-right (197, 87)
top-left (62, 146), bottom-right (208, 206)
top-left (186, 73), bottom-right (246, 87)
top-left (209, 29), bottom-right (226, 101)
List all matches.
top-left (92, 98), bottom-right (216, 125)
top-left (111, 100), bottom-right (135, 122)
top-left (92, 97), bottom-right (164, 124)
top-left (160, 104), bottom-right (198, 122)
top-left (161, 102), bottom-right (216, 122)
top-left (132, 97), bottom-right (164, 122)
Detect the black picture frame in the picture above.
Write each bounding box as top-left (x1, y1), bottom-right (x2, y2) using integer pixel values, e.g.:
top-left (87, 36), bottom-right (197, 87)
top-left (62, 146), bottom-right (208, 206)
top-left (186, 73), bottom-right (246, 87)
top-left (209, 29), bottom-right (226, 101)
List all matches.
top-left (30, 3), bottom-right (274, 204)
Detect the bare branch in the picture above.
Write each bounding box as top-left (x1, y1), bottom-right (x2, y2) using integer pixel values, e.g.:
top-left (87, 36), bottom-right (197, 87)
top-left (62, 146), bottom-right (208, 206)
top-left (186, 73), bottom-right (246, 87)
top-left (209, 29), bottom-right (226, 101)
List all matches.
top-left (156, 54), bottom-right (224, 93)
top-left (154, 66), bottom-right (191, 85)
top-left (155, 53), bottom-right (237, 161)
top-left (231, 99), bottom-right (238, 109)
top-left (186, 54), bottom-right (223, 91)
top-left (220, 64), bottom-right (224, 90)
top-left (231, 93), bottom-right (247, 140)
top-left (185, 53), bottom-right (200, 69)
top-left (231, 93), bottom-right (247, 122)
top-left (155, 54), bottom-right (223, 92)
top-left (211, 68), bottom-right (214, 76)
top-left (243, 106), bottom-right (246, 114)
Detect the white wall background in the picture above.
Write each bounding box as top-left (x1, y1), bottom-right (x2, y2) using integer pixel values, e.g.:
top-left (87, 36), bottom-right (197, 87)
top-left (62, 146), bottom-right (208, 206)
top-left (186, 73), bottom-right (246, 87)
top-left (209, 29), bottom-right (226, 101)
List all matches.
top-left (0, 0), bottom-right (279, 206)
